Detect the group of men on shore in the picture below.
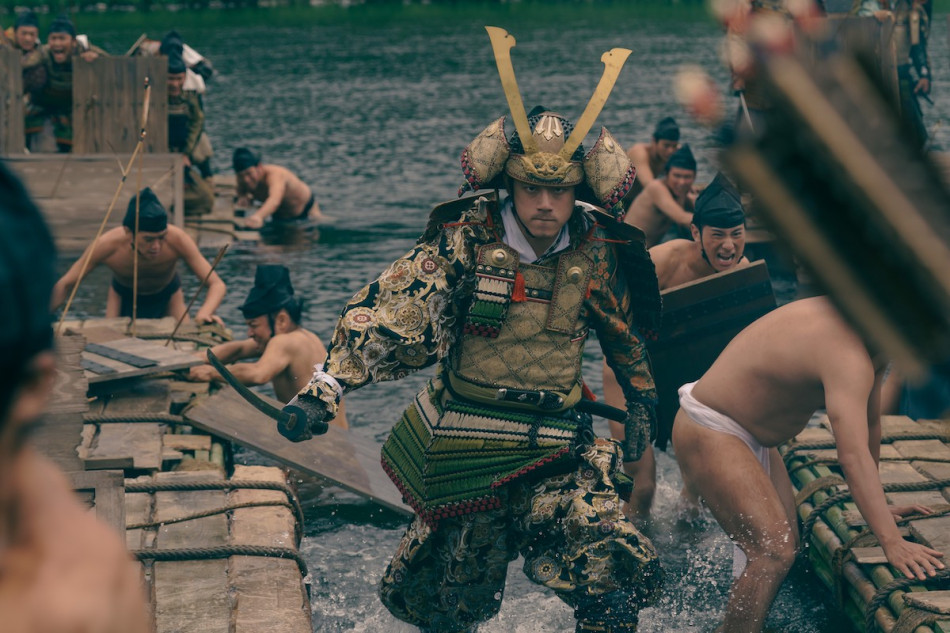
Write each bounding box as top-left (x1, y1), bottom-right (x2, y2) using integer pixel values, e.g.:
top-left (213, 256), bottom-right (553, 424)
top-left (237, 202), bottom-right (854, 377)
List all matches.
top-left (1, 12), bottom-right (321, 226)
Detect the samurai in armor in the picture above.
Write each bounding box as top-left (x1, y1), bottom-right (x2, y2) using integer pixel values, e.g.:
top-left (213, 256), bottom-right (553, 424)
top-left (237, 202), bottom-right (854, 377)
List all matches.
top-left (288, 28), bottom-right (663, 633)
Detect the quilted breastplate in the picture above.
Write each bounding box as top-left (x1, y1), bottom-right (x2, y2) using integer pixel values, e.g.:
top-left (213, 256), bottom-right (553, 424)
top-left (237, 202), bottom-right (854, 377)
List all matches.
top-left (451, 242), bottom-right (592, 395)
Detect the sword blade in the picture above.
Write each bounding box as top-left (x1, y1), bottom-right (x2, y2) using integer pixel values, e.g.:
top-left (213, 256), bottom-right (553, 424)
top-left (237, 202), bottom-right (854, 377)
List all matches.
top-left (206, 349), bottom-right (297, 427)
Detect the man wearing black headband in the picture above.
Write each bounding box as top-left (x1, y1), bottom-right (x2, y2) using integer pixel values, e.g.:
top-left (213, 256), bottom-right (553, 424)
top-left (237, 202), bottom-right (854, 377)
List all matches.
top-left (625, 116), bottom-right (681, 198)
top-left (604, 173), bottom-right (748, 523)
top-left (648, 172), bottom-right (749, 288)
top-left (233, 147), bottom-right (322, 228)
top-left (25, 14), bottom-right (105, 152)
top-left (0, 161), bottom-right (149, 633)
top-left (188, 265), bottom-right (348, 428)
top-left (51, 188), bottom-right (226, 323)
top-left (625, 144), bottom-right (697, 247)
top-left (5, 10), bottom-right (39, 53)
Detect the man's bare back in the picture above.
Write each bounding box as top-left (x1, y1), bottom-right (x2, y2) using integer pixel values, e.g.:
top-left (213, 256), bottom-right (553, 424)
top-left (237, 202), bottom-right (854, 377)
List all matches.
top-left (270, 327), bottom-right (328, 402)
top-left (691, 297), bottom-right (861, 445)
top-left (242, 164), bottom-right (315, 222)
top-left (626, 179), bottom-right (693, 247)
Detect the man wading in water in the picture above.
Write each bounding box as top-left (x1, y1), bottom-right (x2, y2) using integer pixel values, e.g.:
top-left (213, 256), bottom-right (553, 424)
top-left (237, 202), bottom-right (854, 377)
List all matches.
top-left (273, 27), bottom-right (664, 633)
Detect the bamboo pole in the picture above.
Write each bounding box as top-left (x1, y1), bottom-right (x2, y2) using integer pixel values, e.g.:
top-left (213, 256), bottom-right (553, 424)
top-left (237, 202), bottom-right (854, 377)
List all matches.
top-left (164, 242), bottom-right (228, 347)
top-left (56, 78), bottom-right (153, 334)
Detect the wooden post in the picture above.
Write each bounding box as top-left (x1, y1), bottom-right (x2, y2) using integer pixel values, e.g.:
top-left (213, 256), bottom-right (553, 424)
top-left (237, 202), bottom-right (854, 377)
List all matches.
top-left (173, 154), bottom-right (185, 227)
top-left (0, 46), bottom-right (25, 154)
top-left (72, 56), bottom-right (168, 154)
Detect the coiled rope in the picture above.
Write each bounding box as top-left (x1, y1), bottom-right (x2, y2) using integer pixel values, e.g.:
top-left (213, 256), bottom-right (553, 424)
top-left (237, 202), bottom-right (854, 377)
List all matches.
top-left (864, 569), bottom-right (950, 633)
top-left (124, 479), bottom-right (305, 544)
top-left (84, 413), bottom-right (188, 425)
top-left (800, 478), bottom-right (950, 547)
top-left (131, 545), bottom-right (309, 578)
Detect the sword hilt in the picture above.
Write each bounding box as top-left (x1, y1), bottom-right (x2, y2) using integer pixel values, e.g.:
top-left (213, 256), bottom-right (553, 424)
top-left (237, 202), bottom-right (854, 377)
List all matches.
top-left (279, 396), bottom-right (329, 442)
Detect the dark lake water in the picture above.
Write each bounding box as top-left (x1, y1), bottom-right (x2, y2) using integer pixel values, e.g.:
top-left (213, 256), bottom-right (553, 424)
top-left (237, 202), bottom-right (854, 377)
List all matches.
top-left (56, 7), bottom-right (950, 631)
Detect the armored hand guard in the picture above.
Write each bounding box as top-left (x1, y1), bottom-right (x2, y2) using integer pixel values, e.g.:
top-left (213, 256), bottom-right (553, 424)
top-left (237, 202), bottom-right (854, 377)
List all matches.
top-left (622, 401), bottom-right (657, 462)
top-left (280, 395), bottom-right (329, 442)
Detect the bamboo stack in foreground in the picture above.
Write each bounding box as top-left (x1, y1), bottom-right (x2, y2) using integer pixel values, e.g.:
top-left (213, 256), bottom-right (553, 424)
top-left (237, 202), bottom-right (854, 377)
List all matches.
top-left (782, 415), bottom-right (950, 633)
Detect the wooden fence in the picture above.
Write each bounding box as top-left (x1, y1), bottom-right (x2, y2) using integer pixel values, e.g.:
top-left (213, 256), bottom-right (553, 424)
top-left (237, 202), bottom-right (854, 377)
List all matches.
top-left (0, 54), bottom-right (167, 154)
top-left (72, 55), bottom-right (167, 154)
top-left (0, 46), bottom-right (24, 154)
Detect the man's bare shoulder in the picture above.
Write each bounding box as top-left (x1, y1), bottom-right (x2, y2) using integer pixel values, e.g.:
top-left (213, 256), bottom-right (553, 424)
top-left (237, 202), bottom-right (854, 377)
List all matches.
top-left (649, 238), bottom-right (692, 261)
top-left (96, 227), bottom-right (129, 251)
top-left (164, 225), bottom-right (200, 251)
top-left (263, 163), bottom-right (294, 181)
top-left (626, 142), bottom-right (650, 162)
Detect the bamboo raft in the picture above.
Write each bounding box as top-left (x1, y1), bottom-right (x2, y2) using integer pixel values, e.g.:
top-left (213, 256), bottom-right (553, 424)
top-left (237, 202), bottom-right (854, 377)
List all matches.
top-left (43, 317), bottom-right (312, 633)
top-left (783, 415), bottom-right (950, 633)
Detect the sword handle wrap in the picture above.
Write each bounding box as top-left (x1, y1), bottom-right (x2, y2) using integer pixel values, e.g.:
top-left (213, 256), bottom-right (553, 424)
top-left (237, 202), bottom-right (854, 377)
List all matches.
top-left (279, 396), bottom-right (329, 441)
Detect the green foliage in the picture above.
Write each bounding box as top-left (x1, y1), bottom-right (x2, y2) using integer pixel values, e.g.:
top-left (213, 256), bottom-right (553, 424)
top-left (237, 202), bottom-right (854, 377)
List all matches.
top-left (1, 0), bottom-right (714, 29)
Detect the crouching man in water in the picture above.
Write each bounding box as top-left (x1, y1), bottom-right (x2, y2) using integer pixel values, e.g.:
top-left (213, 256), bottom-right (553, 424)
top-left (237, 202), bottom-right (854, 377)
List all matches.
top-left (624, 144), bottom-right (697, 247)
top-left (0, 161), bottom-right (149, 632)
top-left (605, 172), bottom-right (749, 524)
top-left (672, 296), bottom-right (944, 633)
top-left (233, 147), bottom-right (322, 228)
top-left (51, 188), bottom-right (226, 324)
top-left (277, 31), bottom-right (664, 633)
top-left (188, 264), bottom-right (348, 429)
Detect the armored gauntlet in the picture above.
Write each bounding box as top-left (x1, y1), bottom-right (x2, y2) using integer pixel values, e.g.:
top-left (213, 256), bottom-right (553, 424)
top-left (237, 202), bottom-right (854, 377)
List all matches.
top-left (280, 395), bottom-right (329, 441)
top-left (622, 401), bottom-right (657, 462)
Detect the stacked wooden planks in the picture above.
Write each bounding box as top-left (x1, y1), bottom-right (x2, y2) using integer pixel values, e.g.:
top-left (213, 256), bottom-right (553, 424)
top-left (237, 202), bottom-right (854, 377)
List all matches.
top-left (783, 415), bottom-right (950, 633)
top-left (128, 466), bottom-right (311, 633)
top-left (41, 318), bottom-right (312, 633)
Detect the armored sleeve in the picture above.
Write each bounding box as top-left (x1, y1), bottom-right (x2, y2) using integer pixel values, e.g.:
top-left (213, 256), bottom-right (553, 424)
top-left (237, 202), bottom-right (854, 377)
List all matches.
top-left (294, 218), bottom-right (479, 417)
top-left (183, 92), bottom-right (205, 160)
top-left (585, 240), bottom-right (658, 461)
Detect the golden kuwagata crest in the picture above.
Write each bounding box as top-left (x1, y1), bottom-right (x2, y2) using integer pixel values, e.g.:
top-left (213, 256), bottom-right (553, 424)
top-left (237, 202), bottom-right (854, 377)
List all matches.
top-left (459, 27), bottom-right (637, 216)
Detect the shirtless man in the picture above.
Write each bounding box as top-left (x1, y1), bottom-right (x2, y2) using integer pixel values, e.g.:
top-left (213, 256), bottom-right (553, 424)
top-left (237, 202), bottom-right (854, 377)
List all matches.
top-left (626, 116), bottom-right (680, 197)
top-left (672, 297), bottom-right (944, 633)
top-left (625, 144), bottom-right (697, 247)
top-left (0, 161), bottom-right (149, 633)
top-left (188, 265), bottom-right (347, 428)
top-left (605, 172), bottom-right (748, 522)
top-left (233, 147), bottom-right (322, 228)
top-left (51, 188), bottom-right (226, 323)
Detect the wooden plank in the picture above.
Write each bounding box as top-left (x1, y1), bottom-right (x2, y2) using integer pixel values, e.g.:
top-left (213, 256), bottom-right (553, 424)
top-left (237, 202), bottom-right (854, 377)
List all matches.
top-left (152, 471), bottom-right (229, 633)
top-left (5, 155), bottom-right (182, 254)
top-left (82, 423), bottom-right (163, 472)
top-left (892, 440), bottom-right (950, 462)
top-left (125, 475), bottom-right (154, 551)
top-left (68, 470), bottom-right (125, 535)
top-left (83, 337), bottom-right (203, 384)
top-left (163, 434), bottom-right (212, 452)
top-left (878, 462), bottom-right (929, 485)
top-left (909, 515), bottom-right (950, 553)
top-left (72, 56), bottom-right (167, 154)
top-left (648, 260), bottom-right (777, 449)
top-left (185, 387), bottom-right (412, 516)
top-left (904, 591), bottom-right (950, 615)
top-left (98, 379), bottom-right (171, 415)
top-left (0, 46), bottom-right (25, 154)
top-left (229, 465), bottom-right (310, 633)
top-left (851, 546), bottom-right (889, 565)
